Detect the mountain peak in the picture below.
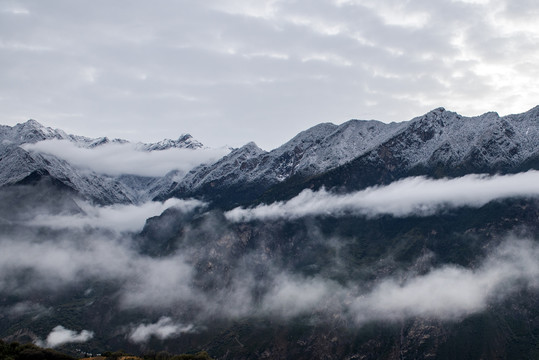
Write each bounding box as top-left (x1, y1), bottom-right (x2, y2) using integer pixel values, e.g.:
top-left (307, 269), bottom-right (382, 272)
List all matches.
top-left (430, 107), bottom-right (446, 113)
top-left (9, 119), bottom-right (66, 144)
top-left (177, 133), bottom-right (193, 142)
top-left (229, 141), bottom-right (265, 157)
top-left (22, 119), bottom-right (45, 128)
top-left (138, 134), bottom-right (204, 151)
top-left (242, 141), bottom-right (262, 150)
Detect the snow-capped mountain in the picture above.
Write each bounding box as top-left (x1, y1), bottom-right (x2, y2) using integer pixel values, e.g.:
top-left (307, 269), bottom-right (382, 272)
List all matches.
top-left (0, 118), bottom-right (202, 150)
top-left (297, 106), bottom-right (539, 195)
top-left (1, 106), bottom-right (538, 207)
top-left (137, 134), bottom-right (204, 151)
top-left (375, 106), bottom-right (538, 172)
top-left (163, 119), bottom-right (406, 202)
top-left (0, 120), bottom-right (205, 204)
top-left (1, 108), bottom-right (539, 359)
top-left (162, 106), bottom-right (538, 205)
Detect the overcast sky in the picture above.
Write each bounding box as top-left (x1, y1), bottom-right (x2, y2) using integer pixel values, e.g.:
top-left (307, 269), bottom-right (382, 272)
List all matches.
top-left (1, 0), bottom-right (538, 150)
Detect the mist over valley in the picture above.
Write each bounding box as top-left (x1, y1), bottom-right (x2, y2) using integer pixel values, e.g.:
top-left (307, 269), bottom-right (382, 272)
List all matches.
top-left (1, 108), bottom-right (538, 359)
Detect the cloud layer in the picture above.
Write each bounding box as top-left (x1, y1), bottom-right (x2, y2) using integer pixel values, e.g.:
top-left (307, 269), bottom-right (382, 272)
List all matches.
top-left (23, 139), bottom-right (229, 177)
top-left (0, 172), bottom-right (537, 343)
top-left (258, 239), bottom-right (539, 322)
top-left (1, 218), bottom-right (537, 328)
top-left (351, 239), bottom-right (539, 322)
top-left (29, 198), bottom-right (204, 233)
top-left (226, 170), bottom-right (539, 221)
top-left (2, 0), bottom-right (539, 149)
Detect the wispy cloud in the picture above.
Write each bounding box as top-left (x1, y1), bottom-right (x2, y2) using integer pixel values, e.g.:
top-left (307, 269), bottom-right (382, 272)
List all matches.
top-left (0, 177), bottom-right (537, 334)
top-left (28, 198), bottom-right (205, 233)
top-left (1, 220), bottom-right (537, 328)
top-left (129, 317), bottom-right (195, 343)
top-left (257, 239), bottom-right (539, 323)
top-left (226, 171), bottom-right (539, 221)
top-left (4, 301), bottom-right (52, 319)
top-left (351, 239), bottom-right (539, 322)
top-left (23, 140), bottom-right (230, 177)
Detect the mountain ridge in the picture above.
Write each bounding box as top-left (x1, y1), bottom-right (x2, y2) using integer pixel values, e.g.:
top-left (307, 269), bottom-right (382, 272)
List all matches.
top-left (163, 106), bottom-right (539, 207)
top-left (0, 119), bottom-right (206, 204)
top-left (1, 106), bottom-right (538, 207)
top-left (1, 107), bottom-right (538, 359)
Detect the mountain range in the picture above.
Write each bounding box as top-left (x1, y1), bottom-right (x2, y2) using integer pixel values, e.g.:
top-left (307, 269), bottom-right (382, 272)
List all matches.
top-left (0, 107), bottom-right (538, 360)
top-left (2, 106), bottom-right (538, 208)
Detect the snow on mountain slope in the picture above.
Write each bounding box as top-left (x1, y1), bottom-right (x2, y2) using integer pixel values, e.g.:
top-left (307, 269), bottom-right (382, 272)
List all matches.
top-left (278, 106), bottom-right (539, 199)
top-left (0, 143), bottom-right (137, 204)
top-left (165, 119), bottom-right (405, 197)
top-left (137, 134), bottom-right (204, 151)
top-left (0, 120), bottom-right (207, 204)
top-left (174, 141), bottom-right (268, 193)
top-left (163, 106), bottom-right (539, 203)
top-left (0, 119), bottom-right (202, 150)
top-left (269, 119), bottom-right (405, 178)
top-left (366, 106), bottom-right (539, 173)
top-left (2, 106), bottom-right (538, 206)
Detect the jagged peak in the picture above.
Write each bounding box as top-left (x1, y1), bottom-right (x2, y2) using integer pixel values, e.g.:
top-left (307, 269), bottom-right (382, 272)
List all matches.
top-left (242, 141), bottom-right (263, 151)
top-left (21, 119), bottom-right (45, 128)
top-left (231, 141), bottom-right (265, 155)
top-left (296, 122), bottom-right (338, 138)
top-left (277, 122), bottom-right (338, 151)
top-left (7, 118), bottom-right (66, 143)
top-left (15, 119), bottom-right (53, 133)
top-left (130, 133), bottom-right (204, 151)
top-left (430, 107), bottom-right (446, 113)
top-left (421, 107), bottom-right (448, 121)
top-left (177, 133), bottom-right (194, 142)
top-left (90, 136), bottom-right (109, 145)
top-left (478, 111), bottom-right (500, 120)
top-left (337, 118), bottom-right (393, 131)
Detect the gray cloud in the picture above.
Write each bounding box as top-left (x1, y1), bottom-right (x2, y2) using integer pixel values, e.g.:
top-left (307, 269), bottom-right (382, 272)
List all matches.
top-left (257, 239), bottom-right (539, 323)
top-left (2, 226), bottom-right (537, 325)
top-left (0, 211), bottom-right (538, 329)
top-left (225, 171), bottom-right (539, 221)
top-left (4, 301), bottom-right (52, 320)
top-left (28, 198), bottom-right (205, 233)
top-left (0, 234), bottom-right (136, 293)
top-left (22, 140), bottom-right (229, 177)
top-left (1, 0), bottom-right (538, 150)
top-left (129, 317), bottom-right (195, 343)
top-left (351, 239), bottom-right (539, 322)
top-left (0, 179), bottom-right (537, 333)
top-left (36, 325), bottom-right (94, 348)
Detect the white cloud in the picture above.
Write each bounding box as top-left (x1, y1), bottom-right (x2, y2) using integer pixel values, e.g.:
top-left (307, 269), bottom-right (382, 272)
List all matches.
top-left (129, 317), bottom-right (194, 343)
top-left (23, 140), bottom-right (230, 177)
top-left (351, 239), bottom-right (539, 322)
top-left (37, 325), bottom-right (94, 348)
top-left (256, 239), bottom-right (539, 323)
top-left (225, 171), bottom-right (539, 221)
top-left (120, 256), bottom-right (196, 309)
top-left (0, 210), bottom-right (537, 326)
top-left (1, 1), bottom-right (539, 150)
top-left (28, 198), bottom-right (205, 233)
top-left (261, 274), bottom-right (341, 317)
